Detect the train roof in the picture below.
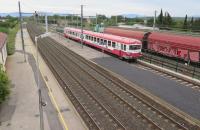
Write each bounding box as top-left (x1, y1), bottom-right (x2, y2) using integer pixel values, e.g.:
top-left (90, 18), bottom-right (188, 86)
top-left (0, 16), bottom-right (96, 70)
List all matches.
top-left (105, 27), bottom-right (200, 51)
top-left (65, 27), bottom-right (141, 45)
top-left (149, 32), bottom-right (200, 51)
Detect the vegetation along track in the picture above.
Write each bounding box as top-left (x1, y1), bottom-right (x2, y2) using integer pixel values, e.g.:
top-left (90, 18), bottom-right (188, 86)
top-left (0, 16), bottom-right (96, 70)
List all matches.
top-left (27, 23), bottom-right (200, 130)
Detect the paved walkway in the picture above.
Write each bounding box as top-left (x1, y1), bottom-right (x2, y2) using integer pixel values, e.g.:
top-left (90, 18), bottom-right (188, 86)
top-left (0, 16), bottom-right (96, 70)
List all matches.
top-left (0, 31), bottom-right (42, 130)
top-left (0, 29), bottom-right (87, 130)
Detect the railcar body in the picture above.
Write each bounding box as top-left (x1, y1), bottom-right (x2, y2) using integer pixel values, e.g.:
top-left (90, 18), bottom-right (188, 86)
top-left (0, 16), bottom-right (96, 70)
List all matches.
top-left (104, 27), bottom-right (200, 63)
top-left (64, 27), bottom-right (142, 59)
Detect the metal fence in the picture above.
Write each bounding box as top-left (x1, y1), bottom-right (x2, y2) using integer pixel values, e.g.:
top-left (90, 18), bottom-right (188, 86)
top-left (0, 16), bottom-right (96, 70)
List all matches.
top-left (141, 53), bottom-right (200, 80)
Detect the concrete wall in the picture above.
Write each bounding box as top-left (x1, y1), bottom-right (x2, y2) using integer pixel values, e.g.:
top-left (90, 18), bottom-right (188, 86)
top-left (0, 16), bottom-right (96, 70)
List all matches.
top-left (0, 40), bottom-right (7, 70)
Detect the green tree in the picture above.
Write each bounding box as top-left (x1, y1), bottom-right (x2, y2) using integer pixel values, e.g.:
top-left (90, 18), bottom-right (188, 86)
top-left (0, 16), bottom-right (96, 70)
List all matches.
top-left (157, 9), bottom-right (163, 26)
top-left (96, 14), bottom-right (107, 24)
top-left (166, 12), bottom-right (173, 26)
top-left (192, 18), bottom-right (200, 32)
top-left (183, 14), bottom-right (188, 30)
top-left (190, 17), bottom-right (194, 29)
top-left (0, 66), bottom-right (10, 104)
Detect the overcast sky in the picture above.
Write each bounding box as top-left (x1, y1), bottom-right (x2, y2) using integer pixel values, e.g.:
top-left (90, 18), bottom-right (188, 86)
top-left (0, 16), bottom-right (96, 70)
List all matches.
top-left (0, 0), bottom-right (199, 17)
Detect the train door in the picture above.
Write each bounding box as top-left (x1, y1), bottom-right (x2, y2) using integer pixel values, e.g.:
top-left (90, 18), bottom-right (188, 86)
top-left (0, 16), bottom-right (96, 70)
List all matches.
top-left (142, 32), bottom-right (151, 51)
top-left (120, 43), bottom-right (123, 57)
top-left (107, 41), bottom-right (112, 49)
top-left (103, 40), bottom-right (108, 48)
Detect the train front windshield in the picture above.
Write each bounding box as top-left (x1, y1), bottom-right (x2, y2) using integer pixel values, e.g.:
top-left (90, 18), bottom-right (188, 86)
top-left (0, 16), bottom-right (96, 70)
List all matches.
top-left (129, 45), bottom-right (141, 50)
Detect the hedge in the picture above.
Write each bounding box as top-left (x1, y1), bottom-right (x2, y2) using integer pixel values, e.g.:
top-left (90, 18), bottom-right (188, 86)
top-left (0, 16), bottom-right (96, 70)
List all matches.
top-left (0, 66), bottom-right (10, 104)
top-left (7, 24), bottom-right (19, 55)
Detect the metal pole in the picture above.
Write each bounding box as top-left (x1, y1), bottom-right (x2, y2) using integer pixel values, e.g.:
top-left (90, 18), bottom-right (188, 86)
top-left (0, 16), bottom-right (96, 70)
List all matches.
top-left (116, 15), bottom-right (118, 25)
top-left (18, 1), bottom-right (26, 62)
top-left (77, 15), bottom-right (78, 28)
top-left (71, 14), bottom-right (73, 27)
top-left (153, 10), bottom-right (157, 31)
top-left (96, 13), bottom-right (98, 25)
top-left (35, 37), bottom-right (44, 130)
top-left (81, 5), bottom-right (83, 48)
top-left (65, 15), bottom-right (67, 27)
top-left (45, 14), bottom-right (48, 33)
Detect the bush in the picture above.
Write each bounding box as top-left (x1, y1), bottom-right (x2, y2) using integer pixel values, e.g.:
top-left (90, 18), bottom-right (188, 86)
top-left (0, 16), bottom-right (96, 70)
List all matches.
top-left (7, 24), bottom-right (19, 55)
top-left (0, 66), bottom-right (10, 104)
top-left (0, 27), bottom-right (9, 34)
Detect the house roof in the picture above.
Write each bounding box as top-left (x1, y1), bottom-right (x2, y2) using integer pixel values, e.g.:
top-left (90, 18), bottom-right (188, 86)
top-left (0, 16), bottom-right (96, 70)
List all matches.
top-left (0, 32), bottom-right (7, 49)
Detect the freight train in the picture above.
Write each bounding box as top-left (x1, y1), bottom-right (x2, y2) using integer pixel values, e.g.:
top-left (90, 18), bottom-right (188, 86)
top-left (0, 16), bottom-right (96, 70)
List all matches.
top-left (64, 27), bottom-right (142, 60)
top-left (104, 27), bottom-right (200, 63)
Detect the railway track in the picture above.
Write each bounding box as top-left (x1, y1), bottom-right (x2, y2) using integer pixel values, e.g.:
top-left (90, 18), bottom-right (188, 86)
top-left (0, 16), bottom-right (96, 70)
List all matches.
top-left (27, 23), bottom-right (200, 130)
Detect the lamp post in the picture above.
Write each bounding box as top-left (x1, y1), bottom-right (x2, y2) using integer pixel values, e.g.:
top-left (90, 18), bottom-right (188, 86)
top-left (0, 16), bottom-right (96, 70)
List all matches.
top-left (35, 32), bottom-right (51, 130)
top-left (81, 5), bottom-right (84, 48)
top-left (153, 10), bottom-right (157, 31)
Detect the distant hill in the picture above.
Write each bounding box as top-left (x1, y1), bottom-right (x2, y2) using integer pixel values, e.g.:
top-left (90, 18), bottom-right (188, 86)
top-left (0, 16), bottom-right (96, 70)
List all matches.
top-left (0, 12), bottom-right (34, 17)
top-left (122, 14), bottom-right (144, 18)
top-left (0, 12), bottom-right (70, 17)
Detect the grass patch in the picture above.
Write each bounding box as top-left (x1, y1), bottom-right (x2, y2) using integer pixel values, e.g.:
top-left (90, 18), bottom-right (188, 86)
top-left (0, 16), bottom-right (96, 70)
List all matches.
top-left (0, 66), bottom-right (10, 104)
top-left (0, 27), bottom-right (9, 34)
top-left (7, 24), bottom-right (19, 55)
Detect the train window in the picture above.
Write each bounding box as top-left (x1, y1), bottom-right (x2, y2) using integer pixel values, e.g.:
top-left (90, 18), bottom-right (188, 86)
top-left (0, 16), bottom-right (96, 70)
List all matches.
top-left (124, 45), bottom-right (126, 51)
top-left (121, 44), bottom-right (123, 50)
top-left (104, 40), bottom-right (107, 45)
top-left (86, 35), bottom-right (88, 39)
top-left (108, 41), bottom-right (111, 46)
top-left (91, 37), bottom-right (94, 41)
top-left (94, 37), bottom-right (97, 42)
top-left (100, 39), bottom-right (103, 45)
top-left (112, 42), bottom-right (116, 48)
top-left (97, 38), bottom-right (100, 43)
top-left (129, 45), bottom-right (141, 50)
top-left (88, 36), bottom-right (91, 40)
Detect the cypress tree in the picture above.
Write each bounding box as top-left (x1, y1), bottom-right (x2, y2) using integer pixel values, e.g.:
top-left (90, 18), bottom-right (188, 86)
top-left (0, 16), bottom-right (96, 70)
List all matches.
top-left (190, 17), bottom-right (194, 29)
top-left (183, 14), bottom-right (188, 30)
top-left (167, 12), bottom-right (173, 26)
top-left (158, 9), bottom-right (163, 26)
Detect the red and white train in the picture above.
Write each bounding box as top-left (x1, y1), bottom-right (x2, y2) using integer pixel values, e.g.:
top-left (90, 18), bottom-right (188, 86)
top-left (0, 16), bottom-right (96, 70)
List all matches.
top-left (64, 27), bottom-right (142, 60)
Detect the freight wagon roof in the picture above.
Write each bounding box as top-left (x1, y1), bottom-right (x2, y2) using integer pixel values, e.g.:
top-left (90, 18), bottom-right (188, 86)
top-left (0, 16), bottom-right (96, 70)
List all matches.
top-left (149, 32), bottom-right (200, 51)
top-left (104, 27), bottom-right (145, 40)
top-left (65, 27), bottom-right (141, 45)
top-left (0, 32), bottom-right (7, 49)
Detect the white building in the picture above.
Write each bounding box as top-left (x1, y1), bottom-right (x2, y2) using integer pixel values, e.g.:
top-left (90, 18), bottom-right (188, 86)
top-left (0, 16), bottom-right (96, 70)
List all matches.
top-left (118, 24), bottom-right (159, 31)
top-left (0, 32), bottom-right (8, 70)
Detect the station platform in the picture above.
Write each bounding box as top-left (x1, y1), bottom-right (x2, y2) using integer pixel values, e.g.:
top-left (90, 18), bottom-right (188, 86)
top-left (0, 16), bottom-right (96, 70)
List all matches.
top-left (0, 29), bottom-right (87, 130)
top-left (50, 33), bottom-right (200, 121)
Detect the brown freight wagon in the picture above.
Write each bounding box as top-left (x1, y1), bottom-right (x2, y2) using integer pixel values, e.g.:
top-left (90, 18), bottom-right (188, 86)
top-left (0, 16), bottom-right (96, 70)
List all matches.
top-left (104, 27), bottom-right (200, 63)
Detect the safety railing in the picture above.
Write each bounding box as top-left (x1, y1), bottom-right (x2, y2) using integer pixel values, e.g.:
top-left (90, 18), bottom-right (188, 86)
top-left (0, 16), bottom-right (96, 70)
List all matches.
top-left (141, 53), bottom-right (200, 80)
